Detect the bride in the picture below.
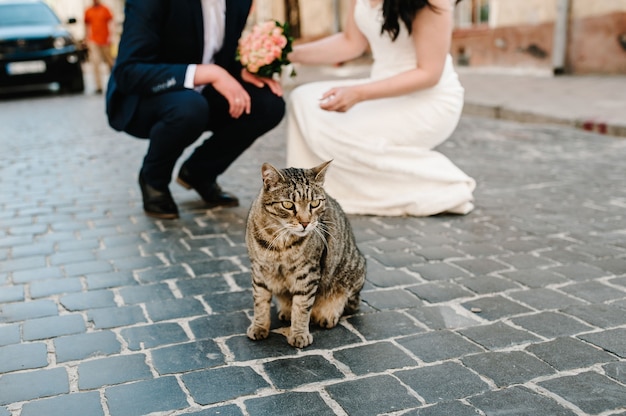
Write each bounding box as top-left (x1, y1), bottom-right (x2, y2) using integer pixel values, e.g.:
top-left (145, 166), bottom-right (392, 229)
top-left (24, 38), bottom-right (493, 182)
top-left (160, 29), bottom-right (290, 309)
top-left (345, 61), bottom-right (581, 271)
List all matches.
top-left (286, 0), bottom-right (475, 216)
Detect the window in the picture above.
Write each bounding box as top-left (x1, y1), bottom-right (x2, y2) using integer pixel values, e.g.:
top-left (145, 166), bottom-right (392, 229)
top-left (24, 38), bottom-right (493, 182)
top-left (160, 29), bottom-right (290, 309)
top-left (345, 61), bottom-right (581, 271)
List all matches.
top-left (454, 0), bottom-right (490, 28)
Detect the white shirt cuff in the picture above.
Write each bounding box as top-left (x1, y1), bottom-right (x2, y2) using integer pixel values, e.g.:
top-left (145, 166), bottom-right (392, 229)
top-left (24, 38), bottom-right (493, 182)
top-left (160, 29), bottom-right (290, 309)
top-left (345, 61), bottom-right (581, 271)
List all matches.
top-left (184, 64), bottom-right (197, 89)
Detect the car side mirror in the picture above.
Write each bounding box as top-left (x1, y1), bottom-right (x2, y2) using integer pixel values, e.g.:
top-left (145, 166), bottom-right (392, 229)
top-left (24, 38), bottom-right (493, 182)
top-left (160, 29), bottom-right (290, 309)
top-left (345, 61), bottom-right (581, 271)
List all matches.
top-left (67, 17), bottom-right (77, 24)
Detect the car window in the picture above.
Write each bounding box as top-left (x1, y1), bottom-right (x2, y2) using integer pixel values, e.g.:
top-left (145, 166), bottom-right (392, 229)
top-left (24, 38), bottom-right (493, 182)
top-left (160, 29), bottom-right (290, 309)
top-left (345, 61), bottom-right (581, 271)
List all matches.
top-left (0, 3), bottom-right (61, 27)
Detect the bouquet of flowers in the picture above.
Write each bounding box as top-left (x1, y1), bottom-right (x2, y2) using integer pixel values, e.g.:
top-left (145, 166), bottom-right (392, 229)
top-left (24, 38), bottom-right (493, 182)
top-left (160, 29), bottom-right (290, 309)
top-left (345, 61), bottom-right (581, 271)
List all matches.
top-left (237, 20), bottom-right (296, 78)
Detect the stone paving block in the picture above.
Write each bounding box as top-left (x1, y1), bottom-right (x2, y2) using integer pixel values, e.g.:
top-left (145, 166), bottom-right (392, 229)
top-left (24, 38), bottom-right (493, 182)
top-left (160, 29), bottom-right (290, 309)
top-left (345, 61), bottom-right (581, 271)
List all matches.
top-left (560, 281), bottom-right (626, 303)
top-left (187, 259), bottom-right (245, 277)
top-left (527, 337), bottom-right (618, 371)
top-left (467, 386), bottom-right (576, 416)
top-left (105, 376), bottom-right (188, 416)
top-left (0, 255), bottom-right (46, 273)
top-left (203, 290), bottom-right (252, 313)
top-left (118, 283), bottom-right (175, 304)
top-left (333, 341), bottom-right (416, 375)
top-left (0, 343), bottom-right (48, 373)
top-left (456, 275), bottom-right (520, 294)
top-left (405, 305), bottom-right (482, 330)
top-left (562, 304), bottom-right (626, 328)
top-left (144, 298), bottom-right (207, 321)
top-left (245, 391), bottom-right (335, 416)
top-left (461, 295), bottom-right (533, 320)
top-left (407, 281), bottom-right (474, 303)
top-left (11, 241), bottom-right (54, 258)
top-left (96, 245), bottom-right (143, 261)
top-left (226, 334), bottom-right (298, 361)
top-left (0, 367), bottom-right (68, 405)
top-left (55, 238), bottom-right (100, 253)
top-left (590, 258), bottom-right (626, 275)
top-left (263, 355), bottom-right (344, 389)
top-left (59, 289), bottom-right (117, 311)
top-left (110, 255), bottom-right (165, 272)
top-left (78, 354), bottom-right (152, 389)
top-left (538, 371), bottom-right (626, 415)
top-left (20, 391), bottom-right (104, 416)
top-left (366, 260), bottom-right (422, 287)
top-left (22, 314), bottom-right (86, 341)
top-left (369, 251), bottom-right (426, 268)
top-left (54, 331), bottom-right (121, 363)
top-left (411, 246), bottom-right (465, 261)
top-left (499, 269), bottom-right (569, 288)
top-left (326, 374), bottom-right (421, 416)
top-left (361, 288), bottom-right (423, 310)
top-left (306, 323), bottom-right (364, 350)
top-left (185, 404), bottom-right (244, 416)
top-left (30, 277), bottom-right (83, 298)
top-left (403, 401), bottom-right (480, 416)
top-left (0, 285), bottom-right (24, 303)
top-left (458, 321), bottom-right (541, 350)
top-left (87, 305), bottom-right (148, 329)
top-left (181, 366), bottom-right (269, 405)
top-left (135, 264), bottom-right (191, 283)
top-left (407, 262), bottom-right (471, 281)
top-left (177, 276), bottom-right (233, 296)
top-left (462, 350), bottom-right (555, 387)
top-left (508, 288), bottom-right (585, 310)
top-left (86, 270), bottom-right (137, 290)
top-left (48, 250), bottom-right (97, 267)
top-left (151, 340), bottom-right (224, 374)
top-left (11, 266), bottom-right (63, 283)
top-left (450, 258), bottom-right (509, 275)
top-left (189, 311), bottom-right (251, 339)
top-left (550, 263), bottom-right (609, 281)
top-left (347, 311), bottom-right (425, 341)
top-left (0, 299), bottom-right (58, 323)
top-left (604, 362), bottom-right (626, 384)
top-left (0, 406), bottom-right (8, 416)
top-left (499, 253), bottom-right (558, 270)
top-left (0, 324), bottom-right (20, 347)
top-left (121, 322), bottom-right (189, 350)
top-left (397, 330), bottom-right (483, 363)
top-left (578, 328), bottom-right (626, 358)
top-left (511, 311), bottom-right (594, 339)
top-left (396, 362), bottom-right (489, 403)
top-left (63, 260), bottom-right (114, 277)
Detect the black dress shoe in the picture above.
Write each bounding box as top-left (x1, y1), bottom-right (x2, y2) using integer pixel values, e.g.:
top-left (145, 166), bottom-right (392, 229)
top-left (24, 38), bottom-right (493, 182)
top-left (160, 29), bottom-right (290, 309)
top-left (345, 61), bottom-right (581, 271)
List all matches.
top-left (138, 171), bottom-right (179, 219)
top-left (176, 164), bottom-right (239, 208)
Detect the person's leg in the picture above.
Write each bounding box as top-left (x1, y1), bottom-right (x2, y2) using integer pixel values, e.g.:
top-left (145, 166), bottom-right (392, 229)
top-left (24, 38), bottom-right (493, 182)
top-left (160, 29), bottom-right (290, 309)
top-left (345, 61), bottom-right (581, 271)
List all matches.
top-left (125, 90), bottom-right (208, 190)
top-left (101, 44), bottom-right (115, 70)
top-left (88, 41), bottom-right (103, 91)
top-left (181, 84), bottom-right (285, 181)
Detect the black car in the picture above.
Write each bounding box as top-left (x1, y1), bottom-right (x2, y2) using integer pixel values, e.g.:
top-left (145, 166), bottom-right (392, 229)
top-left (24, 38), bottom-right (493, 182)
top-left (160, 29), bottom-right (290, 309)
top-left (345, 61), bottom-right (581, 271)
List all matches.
top-left (0, 0), bottom-right (85, 93)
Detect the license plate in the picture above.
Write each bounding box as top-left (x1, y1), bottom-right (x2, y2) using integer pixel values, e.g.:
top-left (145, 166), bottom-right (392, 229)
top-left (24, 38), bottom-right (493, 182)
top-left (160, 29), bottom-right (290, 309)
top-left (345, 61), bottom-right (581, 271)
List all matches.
top-left (6, 60), bottom-right (46, 75)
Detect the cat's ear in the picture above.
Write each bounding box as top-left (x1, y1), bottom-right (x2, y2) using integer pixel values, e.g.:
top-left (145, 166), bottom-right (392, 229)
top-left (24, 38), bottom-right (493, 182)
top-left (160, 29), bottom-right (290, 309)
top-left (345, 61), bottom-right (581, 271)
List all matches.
top-left (312, 160), bottom-right (333, 182)
top-left (261, 163), bottom-right (285, 189)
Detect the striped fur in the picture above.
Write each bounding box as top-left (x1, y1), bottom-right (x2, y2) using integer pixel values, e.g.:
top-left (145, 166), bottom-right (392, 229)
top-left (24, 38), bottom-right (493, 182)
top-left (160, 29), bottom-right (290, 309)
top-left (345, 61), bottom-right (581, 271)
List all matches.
top-left (245, 160), bottom-right (366, 348)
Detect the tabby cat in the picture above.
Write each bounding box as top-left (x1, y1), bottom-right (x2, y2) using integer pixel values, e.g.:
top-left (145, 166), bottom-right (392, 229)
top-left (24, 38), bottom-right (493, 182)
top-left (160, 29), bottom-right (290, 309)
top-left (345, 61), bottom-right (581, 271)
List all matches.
top-left (246, 160), bottom-right (366, 348)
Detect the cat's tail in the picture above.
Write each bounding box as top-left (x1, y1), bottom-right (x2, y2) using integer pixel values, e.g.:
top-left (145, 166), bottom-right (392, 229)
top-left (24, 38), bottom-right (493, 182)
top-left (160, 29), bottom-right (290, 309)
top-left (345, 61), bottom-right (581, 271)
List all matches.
top-left (344, 293), bottom-right (361, 315)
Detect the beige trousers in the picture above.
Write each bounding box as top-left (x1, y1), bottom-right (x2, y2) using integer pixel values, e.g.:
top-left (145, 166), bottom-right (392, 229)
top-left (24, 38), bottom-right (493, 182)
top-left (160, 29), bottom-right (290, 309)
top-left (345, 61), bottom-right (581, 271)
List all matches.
top-left (88, 42), bottom-right (115, 91)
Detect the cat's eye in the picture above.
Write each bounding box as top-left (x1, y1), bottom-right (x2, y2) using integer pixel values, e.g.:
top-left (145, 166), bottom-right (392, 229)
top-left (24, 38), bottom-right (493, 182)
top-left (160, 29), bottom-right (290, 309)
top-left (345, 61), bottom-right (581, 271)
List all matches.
top-left (281, 201), bottom-right (294, 210)
top-left (310, 199), bottom-right (322, 208)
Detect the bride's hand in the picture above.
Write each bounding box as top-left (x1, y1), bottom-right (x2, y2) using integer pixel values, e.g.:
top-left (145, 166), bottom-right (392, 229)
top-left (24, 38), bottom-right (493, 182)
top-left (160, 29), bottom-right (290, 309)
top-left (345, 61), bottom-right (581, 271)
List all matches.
top-left (319, 86), bottom-right (361, 112)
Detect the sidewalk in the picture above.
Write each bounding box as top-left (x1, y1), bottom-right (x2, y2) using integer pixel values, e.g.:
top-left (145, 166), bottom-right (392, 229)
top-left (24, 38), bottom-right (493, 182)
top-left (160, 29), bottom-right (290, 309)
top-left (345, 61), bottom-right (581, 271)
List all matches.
top-left (0, 64), bottom-right (626, 416)
top-left (289, 62), bottom-right (626, 138)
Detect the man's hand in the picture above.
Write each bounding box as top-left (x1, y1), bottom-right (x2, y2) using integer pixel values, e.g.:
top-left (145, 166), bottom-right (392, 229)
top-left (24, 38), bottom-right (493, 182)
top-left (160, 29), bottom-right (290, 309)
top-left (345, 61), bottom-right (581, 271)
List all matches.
top-left (195, 64), bottom-right (250, 118)
top-left (241, 69), bottom-right (284, 97)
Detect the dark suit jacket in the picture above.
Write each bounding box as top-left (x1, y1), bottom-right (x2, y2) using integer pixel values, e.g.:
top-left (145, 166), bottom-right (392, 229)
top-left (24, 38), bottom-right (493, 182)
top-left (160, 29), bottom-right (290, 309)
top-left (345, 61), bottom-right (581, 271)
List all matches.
top-left (106, 0), bottom-right (252, 132)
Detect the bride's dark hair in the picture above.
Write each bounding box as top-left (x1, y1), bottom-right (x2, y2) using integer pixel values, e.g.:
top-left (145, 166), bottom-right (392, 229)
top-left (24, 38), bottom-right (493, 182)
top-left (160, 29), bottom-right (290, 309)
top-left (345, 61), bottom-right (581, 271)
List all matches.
top-left (381, 0), bottom-right (463, 40)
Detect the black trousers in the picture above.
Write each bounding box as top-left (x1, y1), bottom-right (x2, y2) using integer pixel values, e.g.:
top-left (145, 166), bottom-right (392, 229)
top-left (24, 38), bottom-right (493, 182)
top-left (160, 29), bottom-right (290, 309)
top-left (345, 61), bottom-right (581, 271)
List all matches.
top-left (125, 83), bottom-right (285, 190)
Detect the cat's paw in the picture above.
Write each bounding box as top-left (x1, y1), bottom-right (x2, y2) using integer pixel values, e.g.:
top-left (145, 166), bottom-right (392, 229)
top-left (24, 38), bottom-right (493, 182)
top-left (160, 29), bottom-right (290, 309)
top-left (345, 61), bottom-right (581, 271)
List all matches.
top-left (317, 315), bottom-right (340, 328)
top-left (288, 332), bottom-right (313, 348)
top-left (247, 325), bottom-right (269, 341)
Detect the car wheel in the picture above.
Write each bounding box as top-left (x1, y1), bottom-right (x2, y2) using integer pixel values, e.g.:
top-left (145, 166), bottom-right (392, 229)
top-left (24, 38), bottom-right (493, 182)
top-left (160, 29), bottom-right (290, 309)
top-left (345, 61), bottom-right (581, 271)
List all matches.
top-left (61, 72), bottom-right (85, 94)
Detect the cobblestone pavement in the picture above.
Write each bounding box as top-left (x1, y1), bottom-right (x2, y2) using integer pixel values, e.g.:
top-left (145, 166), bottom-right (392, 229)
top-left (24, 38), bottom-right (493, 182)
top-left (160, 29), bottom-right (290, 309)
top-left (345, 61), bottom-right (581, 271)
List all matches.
top-left (1, 84), bottom-right (626, 416)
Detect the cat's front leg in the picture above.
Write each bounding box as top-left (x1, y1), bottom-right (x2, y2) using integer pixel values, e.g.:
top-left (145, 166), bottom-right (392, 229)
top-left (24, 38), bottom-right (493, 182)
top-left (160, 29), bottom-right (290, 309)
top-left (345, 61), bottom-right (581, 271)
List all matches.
top-left (247, 277), bottom-right (273, 341)
top-left (287, 293), bottom-right (315, 348)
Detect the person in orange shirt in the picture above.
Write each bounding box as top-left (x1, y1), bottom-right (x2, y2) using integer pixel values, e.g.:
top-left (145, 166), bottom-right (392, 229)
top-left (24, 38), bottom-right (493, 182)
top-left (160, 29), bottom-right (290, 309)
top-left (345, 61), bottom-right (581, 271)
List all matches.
top-left (84, 0), bottom-right (114, 94)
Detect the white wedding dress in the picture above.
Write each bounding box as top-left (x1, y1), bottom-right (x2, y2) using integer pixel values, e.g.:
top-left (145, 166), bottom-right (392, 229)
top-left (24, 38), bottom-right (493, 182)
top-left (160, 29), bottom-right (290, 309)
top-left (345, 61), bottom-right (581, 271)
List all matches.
top-left (286, 0), bottom-right (476, 216)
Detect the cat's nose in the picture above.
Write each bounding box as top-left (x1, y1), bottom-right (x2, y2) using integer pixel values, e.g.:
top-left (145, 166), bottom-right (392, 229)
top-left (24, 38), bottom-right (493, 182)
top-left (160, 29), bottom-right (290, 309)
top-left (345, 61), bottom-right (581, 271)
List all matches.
top-left (300, 222), bottom-right (310, 229)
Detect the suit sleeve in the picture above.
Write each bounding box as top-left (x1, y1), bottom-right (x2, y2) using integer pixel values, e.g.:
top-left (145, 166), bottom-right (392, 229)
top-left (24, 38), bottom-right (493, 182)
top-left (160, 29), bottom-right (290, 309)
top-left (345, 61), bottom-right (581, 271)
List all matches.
top-left (111, 0), bottom-right (189, 96)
